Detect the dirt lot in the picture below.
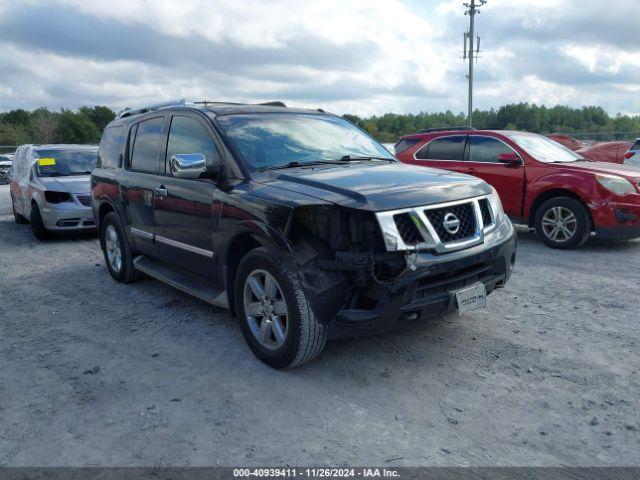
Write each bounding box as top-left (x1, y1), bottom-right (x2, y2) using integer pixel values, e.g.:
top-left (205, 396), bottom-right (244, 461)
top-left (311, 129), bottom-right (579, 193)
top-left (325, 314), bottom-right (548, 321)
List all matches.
top-left (0, 213), bottom-right (639, 467)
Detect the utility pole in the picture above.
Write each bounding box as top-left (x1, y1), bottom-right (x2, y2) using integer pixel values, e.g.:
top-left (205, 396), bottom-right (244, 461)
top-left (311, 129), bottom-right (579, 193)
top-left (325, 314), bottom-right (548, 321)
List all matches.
top-left (463, 0), bottom-right (486, 127)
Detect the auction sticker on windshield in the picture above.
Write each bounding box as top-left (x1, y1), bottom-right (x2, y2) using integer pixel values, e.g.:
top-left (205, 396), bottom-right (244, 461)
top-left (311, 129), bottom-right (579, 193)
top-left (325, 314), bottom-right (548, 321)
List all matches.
top-left (455, 283), bottom-right (487, 315)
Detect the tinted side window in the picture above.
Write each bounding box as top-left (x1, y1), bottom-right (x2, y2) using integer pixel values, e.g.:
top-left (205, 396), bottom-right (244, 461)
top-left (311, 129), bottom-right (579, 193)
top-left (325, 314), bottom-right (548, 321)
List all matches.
top-left (98, 126), bottom-right (124, 168)
top-left (395, 138), bottom-right (420, 155)
top-left (130, 117), bottom-right (164, 173)
top-left (467, 136), bottom-right (515, 163)
top-left (416, 136), bottom-right (465, 161)
top-left (165, 116), bottom-right (218, 174)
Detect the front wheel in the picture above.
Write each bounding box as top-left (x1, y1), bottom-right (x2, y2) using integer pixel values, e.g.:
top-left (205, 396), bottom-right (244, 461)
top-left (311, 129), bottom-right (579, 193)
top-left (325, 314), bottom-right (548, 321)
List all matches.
top-left (235, 248), bottom-right (326, 369)
top-left (30, 204), bottom-right (51, 240)
top-left (100, 212), bottom-right (142, 283)
top-left (534, 197), bottom-right (591, 249)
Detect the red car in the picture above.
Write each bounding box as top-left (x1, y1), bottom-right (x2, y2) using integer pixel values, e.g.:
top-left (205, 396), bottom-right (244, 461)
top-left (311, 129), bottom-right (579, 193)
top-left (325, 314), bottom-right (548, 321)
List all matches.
top-left (396, 129), bottom-right (640, 248)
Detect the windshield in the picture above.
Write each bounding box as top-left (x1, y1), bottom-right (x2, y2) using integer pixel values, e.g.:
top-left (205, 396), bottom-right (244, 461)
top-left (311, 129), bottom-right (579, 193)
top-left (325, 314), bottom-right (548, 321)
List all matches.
top-left (506, 133), bottom-right (582, 163)
top-left (34, 149), bottom-right (98, 177)
top-left (216, 113), bottom-right (394, 170)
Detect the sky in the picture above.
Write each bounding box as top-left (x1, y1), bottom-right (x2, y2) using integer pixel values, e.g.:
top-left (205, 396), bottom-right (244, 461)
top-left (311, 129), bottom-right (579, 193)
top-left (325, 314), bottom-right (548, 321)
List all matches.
top-left (0, 0), bottom-right (637, 116)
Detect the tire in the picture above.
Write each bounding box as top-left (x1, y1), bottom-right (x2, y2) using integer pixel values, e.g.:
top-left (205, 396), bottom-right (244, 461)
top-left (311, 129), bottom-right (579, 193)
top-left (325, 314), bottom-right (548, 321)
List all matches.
top-left (100, 212), bottom-right (142, 283)
top-left (30, 204), bottom-right (51, 240)
top-left (235, 247), bottom-right (326, 369)
top-left (11, 196), bottom-right (28, 224)
top-left (534, 197), bottom-right (591, 249)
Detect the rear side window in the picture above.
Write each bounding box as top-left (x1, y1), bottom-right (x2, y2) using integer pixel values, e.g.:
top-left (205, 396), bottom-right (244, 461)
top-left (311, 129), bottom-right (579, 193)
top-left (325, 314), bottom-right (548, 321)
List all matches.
top-left (416, 135), bottom-right (466, 161)
top-left (466, 136), bottom-right (516, 163)
top-left (395, 138), bottom-right (420, 155)
top-left (130, 117), bottom-right (164, 173)
top-left (165, 116), bottom-right (218, 174)
top-left (98, 126), bottom-right (124, 169)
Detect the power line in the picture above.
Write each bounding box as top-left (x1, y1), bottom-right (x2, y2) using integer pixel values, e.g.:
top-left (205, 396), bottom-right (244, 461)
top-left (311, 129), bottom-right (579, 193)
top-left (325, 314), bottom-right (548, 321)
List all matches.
top-left (463, 0), bottom-right (486, 127)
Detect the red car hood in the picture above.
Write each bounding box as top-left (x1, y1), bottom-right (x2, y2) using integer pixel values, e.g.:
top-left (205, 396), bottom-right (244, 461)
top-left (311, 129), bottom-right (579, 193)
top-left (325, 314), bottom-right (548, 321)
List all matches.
top-left (553, 161), bottom-right (640, 180)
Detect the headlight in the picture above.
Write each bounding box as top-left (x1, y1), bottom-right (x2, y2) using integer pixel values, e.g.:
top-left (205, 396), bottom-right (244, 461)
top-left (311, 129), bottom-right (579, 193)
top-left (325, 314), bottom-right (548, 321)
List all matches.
top-left (596, 174), bottom-right (636, 195)
top-left (44, 191), bottom-right (72, 203)
top-left (490, 186), bottom-right (505, 220)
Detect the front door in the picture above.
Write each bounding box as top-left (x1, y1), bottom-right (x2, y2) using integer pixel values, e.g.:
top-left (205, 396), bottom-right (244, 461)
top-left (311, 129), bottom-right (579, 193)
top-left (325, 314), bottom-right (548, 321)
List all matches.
top-left (123, 116), bottom-right (165, 255)
top-left (462, 135), bottom-right (525, 219)
top-left (153, 114), bottom-right (220, 281)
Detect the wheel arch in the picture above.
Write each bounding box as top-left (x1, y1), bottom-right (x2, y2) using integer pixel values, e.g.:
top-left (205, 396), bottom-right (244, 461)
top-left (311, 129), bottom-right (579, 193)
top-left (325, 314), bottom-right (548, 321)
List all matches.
top-left (97, 201), bottom-right (115, 227)
top-left (224, 232), bottom-right (269, 317)
top-left (528, 188), bottom-right (593, 230)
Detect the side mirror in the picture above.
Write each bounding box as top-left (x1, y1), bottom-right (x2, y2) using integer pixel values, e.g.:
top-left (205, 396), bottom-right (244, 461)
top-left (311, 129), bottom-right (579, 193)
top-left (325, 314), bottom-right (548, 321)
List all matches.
top-left (169, 153), bottom-right (207, 179)
top-left (498, 152), bottom-right (522, 165)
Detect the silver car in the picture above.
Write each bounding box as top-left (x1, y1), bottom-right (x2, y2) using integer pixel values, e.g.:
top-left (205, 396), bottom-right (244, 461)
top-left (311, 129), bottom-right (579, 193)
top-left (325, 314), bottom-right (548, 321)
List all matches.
top-left (10, 144), bottom-right (98, 240)
top-left (0, 153), bottom-right (13, 185)
top-left (624, 138), bottom-right (640, 167)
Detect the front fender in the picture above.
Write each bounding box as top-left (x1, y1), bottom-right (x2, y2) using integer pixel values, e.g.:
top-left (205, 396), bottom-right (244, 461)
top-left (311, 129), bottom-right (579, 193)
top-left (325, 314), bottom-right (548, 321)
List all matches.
top-left (525, 171), bottom-right (599, 213)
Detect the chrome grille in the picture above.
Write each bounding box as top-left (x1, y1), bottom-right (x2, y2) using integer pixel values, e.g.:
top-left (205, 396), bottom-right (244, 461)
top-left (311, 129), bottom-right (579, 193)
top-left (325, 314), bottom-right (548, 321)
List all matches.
top-left (393, 213), bottom-right (422, 245)
top-left (76, 194), bottom-right (92, 207)
top-left (423, 203), bottom-right (476, 242)
top-left (375, 194), bottom-right (499, 254)
top-left (479, 198), bottom-right (493, 227)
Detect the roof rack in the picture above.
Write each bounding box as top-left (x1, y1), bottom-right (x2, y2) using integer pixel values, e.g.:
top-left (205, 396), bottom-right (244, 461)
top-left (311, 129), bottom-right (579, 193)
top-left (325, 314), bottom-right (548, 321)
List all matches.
top-left (116, 99), bottom-right (187, 118)
top-left (116, 99), bottom-right (288, 118)
top-left (417, 126), bottom-right (476, 133)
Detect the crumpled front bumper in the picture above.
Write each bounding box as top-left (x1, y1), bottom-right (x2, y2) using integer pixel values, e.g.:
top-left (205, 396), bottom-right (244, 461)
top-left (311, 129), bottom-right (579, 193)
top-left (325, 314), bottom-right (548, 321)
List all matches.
top-left (40, 199), bottom-right (96, 231)
top-left (327, 218), bottom-right (517, 340)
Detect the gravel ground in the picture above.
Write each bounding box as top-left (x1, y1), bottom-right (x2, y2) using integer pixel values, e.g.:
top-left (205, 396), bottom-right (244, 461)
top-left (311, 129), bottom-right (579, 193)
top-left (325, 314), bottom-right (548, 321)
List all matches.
top-left (0, 185), bottom-right (12, 215)
top-left (0, 213), bottom-right (639, 467)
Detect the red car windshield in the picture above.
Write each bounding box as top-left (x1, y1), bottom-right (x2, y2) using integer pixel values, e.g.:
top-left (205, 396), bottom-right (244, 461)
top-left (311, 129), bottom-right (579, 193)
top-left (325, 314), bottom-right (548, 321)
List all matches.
top-left (506, 133), bottom-right (582, 163)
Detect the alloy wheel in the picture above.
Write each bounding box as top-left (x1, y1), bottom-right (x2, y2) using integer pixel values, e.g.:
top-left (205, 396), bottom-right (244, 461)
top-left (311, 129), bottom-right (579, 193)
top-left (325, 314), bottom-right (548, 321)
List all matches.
top-left (243, 269), bottom-right (289, 350)
top-left (541, 206), bottom-right (577, 243)
top-left (105, 225), bottom-right (123, 273)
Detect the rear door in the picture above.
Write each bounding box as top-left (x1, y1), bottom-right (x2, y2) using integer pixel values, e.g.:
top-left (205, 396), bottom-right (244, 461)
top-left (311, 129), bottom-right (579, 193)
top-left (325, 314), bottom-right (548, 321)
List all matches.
top-left (410, 135), bottom-right (468, 173)
top-left (123, 115), bottom-right (165, 255)
top-left (153, 114), bottom-right (220, 280)
top-left (462, 135), bottom-right (525, 218)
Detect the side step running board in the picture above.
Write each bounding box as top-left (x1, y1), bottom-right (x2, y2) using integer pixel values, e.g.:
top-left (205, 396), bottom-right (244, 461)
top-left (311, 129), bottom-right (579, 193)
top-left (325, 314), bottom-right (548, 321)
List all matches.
top-left (134, 255), bottom-right (228, 308)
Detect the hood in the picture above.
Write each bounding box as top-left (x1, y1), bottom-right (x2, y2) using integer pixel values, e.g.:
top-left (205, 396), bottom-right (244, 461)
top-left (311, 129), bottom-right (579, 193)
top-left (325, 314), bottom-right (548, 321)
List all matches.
top-left (255, 162), bottom-right (491, 211)
top-left (38, 175), bottom-right (91, 193)
top-left (554, 161), bottom-right (640, 180)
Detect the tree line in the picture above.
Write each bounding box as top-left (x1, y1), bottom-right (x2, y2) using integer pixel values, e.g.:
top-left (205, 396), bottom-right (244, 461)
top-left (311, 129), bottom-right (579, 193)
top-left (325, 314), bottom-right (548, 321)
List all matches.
top-left (1, 103), bottom-right (639, 147)
top-left (0, 106), bottom-right (116, 146)
top-left (344, 104), bottom-right (640, 143)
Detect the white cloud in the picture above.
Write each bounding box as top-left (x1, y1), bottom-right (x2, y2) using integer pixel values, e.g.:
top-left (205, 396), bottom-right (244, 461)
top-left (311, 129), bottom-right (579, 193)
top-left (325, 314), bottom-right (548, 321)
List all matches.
top-left (0, 0), bottom-right (638, 116)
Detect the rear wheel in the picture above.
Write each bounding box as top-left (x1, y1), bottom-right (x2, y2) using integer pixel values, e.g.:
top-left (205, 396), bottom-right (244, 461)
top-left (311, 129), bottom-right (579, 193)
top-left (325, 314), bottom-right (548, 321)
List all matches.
top-left (101, 212), bottom-right (142, 283)
top-left (11, 196), bottom-right (28, 224)
top-left (30, 204), bottom-right (51, 240)
top-left (235, 248), bottom-right (326, 369)
top-left (534, 197), bottom-right (591, 249)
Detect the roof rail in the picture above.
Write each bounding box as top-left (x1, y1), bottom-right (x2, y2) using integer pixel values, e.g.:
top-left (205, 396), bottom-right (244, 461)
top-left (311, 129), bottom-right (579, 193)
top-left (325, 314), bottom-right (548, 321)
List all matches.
top-left (417, 126), bottom-right (477, 133)
top-left (116, 99), bottom-right (187, 118)
top-left (257, 101), bottom-right (286, 107)
top-left (192, 100), bottom-right (243, 106)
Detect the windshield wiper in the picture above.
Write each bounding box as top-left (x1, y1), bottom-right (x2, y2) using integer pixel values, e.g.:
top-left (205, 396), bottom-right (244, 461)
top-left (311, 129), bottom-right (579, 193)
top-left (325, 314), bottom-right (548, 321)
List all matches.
top-left (261, 160), bottom-right (344, 171)
top-left (338, 155), bottom-right (395, 162)
top-left (68, 171), bottom-right (93, 176)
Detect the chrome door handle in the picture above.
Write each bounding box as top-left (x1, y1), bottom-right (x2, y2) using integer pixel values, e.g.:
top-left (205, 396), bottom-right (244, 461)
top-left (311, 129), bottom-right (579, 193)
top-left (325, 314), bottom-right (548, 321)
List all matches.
top-left (154, 186), bottom-right (168, 197)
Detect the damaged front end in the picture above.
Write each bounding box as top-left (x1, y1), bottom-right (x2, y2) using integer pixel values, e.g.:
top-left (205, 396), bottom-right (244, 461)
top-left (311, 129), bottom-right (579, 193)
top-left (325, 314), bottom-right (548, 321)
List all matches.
top-left (284, 195), bottom-right (517, 339)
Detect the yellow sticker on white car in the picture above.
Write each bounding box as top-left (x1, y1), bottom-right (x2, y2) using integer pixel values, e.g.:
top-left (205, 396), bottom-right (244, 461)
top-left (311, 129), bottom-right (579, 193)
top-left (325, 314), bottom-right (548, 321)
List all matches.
top-left (37, 158), bottom-right (56, 166)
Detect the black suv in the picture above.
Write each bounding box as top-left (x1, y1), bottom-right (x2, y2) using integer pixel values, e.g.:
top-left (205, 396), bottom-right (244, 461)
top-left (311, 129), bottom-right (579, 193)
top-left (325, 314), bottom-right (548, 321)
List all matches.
top-left (92, 100), bottom-right (516, 368)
